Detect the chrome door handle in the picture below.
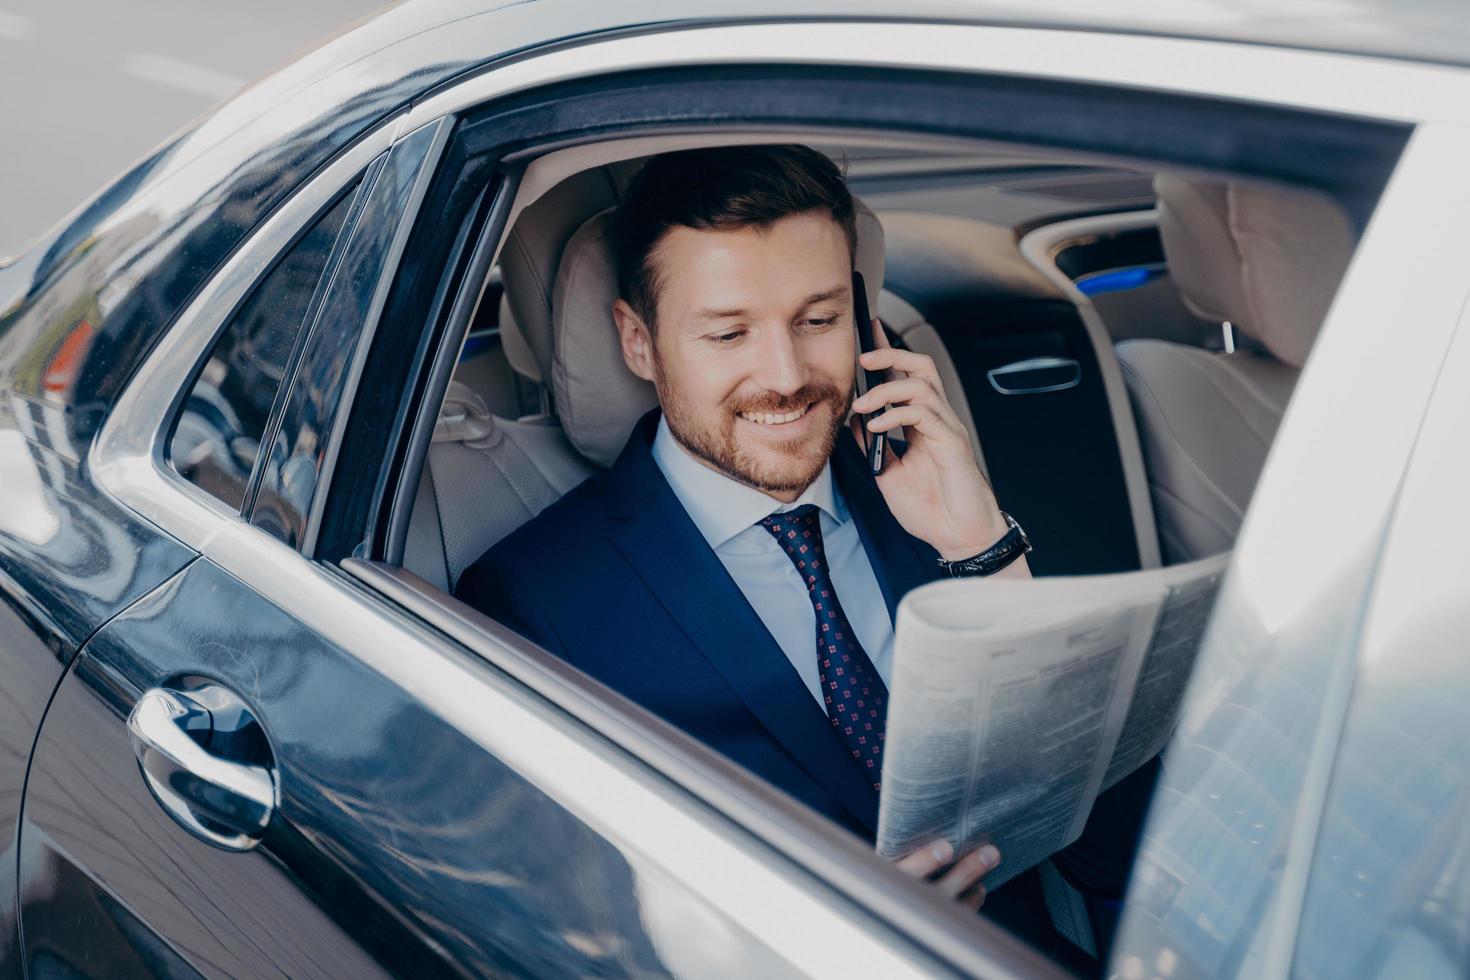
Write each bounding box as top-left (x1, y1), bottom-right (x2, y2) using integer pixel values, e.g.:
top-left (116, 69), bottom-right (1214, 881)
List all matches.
top-left (986, 356), bottom-right (1081, 395)
top-left (128, 686), bottom-right (278, 852)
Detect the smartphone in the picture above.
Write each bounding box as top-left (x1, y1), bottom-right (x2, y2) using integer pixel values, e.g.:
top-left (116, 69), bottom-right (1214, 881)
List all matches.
top-left (852, 269), bottom-right (887, 474)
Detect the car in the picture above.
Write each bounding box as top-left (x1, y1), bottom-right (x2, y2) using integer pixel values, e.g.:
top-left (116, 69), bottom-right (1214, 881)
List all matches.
top-left (2, 1), bottom-right (1468, 977)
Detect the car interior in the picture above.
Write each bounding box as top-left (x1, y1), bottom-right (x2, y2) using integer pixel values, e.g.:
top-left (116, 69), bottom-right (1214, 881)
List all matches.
top-left (401, 131), bottom-right (1354, 591)
top-left (392, 128), bottom-right (1357, 969)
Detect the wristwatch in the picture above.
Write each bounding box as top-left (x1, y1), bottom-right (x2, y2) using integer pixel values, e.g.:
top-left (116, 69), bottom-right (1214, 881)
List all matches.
top-left (937, 512), bottom-right (1033, 578)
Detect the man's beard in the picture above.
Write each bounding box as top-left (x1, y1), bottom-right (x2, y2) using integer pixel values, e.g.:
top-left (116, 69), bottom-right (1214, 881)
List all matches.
top-left (653, 358), bottom-right (851, 496)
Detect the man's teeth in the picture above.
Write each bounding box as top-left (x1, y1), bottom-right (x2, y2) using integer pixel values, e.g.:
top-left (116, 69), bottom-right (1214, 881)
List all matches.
top-left (740, 405), bottom-right (808, 425)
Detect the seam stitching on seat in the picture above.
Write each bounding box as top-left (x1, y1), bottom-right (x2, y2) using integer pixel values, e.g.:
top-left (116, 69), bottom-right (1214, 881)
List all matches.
top-left (508, 229), bottom-right (553, 371)
top-left (550, 229), bottom-right (602, 445)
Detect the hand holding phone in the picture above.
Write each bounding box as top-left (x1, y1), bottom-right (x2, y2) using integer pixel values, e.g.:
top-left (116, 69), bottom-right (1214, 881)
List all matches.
top-left (852, 269), bottom-right (887, 474)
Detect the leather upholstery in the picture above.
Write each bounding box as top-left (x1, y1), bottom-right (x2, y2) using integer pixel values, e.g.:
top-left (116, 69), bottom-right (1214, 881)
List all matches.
top-left (1116, 340), bottom-right (1297, 563)
top-left (405, 382), bottom-right (593, 590)
top-left (498, 292), bottom-right (539, 383)
top-left (1119, 175), bottom-right (1354, 562)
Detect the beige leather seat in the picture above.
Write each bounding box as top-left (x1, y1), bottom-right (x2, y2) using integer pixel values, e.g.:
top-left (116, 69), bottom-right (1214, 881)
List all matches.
top-left (1115, 175), bottom-right (1355, 563)
top-left (404, 379), bottom-right (593, 591)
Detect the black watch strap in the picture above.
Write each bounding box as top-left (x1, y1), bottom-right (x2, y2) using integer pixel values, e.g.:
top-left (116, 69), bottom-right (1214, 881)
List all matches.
top-left (937, 512), bottom-right (1033, 578)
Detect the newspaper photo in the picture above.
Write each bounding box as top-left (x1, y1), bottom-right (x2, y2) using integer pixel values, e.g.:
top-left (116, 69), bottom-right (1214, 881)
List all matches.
top-left (875, 553), bottom-right (1229, 890)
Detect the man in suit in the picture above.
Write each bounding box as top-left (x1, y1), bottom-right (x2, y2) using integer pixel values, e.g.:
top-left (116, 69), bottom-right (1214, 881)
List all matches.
top-left (457, 145), bottom-right (1041, 913)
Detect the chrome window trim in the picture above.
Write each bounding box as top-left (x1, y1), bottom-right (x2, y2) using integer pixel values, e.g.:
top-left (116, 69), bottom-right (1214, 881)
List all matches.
top-left (89, 17), bottom-right (1470, 978)
top-left (241, 157), bottom-right (385, 520)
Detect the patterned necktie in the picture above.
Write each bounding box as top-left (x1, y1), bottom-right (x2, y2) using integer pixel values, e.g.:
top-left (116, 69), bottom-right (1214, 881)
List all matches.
top-left (758, 504), bottom-right (888, 792)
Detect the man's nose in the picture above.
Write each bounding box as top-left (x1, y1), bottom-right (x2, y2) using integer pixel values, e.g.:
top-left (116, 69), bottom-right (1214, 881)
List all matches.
top-left (751, 326), bottom-right (807, 394)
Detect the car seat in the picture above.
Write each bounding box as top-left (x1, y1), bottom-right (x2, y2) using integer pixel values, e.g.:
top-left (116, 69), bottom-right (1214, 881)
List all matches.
top-left (1115, 174), bottom-right (1355, 563)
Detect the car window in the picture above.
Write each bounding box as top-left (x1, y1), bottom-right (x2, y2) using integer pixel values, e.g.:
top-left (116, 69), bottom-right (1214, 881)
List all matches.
top-left (166, 186), bottom-right (359, 509)
top-left (250, 120), bottom-right (446, 549)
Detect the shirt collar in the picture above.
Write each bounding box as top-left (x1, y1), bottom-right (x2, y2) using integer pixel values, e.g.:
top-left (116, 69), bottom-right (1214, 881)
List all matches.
top-left (651, 414), bottom-right (844, 550)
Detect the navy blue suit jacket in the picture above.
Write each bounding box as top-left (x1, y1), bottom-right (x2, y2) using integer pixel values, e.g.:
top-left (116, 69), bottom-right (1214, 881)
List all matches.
top-left (456, 409), bottom-right (942, 838)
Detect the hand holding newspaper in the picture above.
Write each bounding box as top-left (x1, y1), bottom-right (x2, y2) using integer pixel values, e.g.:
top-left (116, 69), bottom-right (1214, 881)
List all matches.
top-left (876, 553), bottom-right (1229, 890)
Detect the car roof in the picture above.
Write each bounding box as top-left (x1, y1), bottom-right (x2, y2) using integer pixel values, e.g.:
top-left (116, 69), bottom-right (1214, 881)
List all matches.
top-left (409, 0), bottom-right (1470, 70)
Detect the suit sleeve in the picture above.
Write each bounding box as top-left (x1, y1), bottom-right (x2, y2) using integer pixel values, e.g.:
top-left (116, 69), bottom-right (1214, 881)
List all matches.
top-left (454, 551), bottom-right (567, 658)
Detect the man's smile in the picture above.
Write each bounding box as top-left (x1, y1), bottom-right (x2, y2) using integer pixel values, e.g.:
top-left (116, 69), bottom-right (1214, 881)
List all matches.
top-left (737, 402), bottom-right (815, 428)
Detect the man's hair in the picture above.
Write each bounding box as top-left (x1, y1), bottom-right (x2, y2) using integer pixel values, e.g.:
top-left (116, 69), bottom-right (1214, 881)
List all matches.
top-left (610, 144), bottom-right (857, 332)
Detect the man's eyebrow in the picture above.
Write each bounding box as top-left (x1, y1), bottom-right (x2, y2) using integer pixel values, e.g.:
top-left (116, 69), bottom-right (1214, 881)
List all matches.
top-left (800, 285), bottom-right (851, 309)
top-left (692, 286), bottom-right (851, 321)
top-left (693, 304), bottom-right (752, 320)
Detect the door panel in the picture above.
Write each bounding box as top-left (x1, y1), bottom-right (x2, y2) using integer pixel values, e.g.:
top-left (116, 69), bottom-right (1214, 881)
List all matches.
top-left (0, 428), bottom-right (193, 978)
top-left (19, 556), bottom-right (675, 977)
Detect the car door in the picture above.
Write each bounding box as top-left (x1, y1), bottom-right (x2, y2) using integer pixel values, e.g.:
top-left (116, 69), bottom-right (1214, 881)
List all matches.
top-left (0, 382), bottom-right (194, 980)
top-left (13, 98), bottom-right (1006, 980)
top-left (15, 117), bottom-right (443, 979)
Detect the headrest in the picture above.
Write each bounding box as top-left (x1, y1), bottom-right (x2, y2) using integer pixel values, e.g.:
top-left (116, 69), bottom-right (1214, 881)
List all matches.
top-left (497, 166), bottom-right (623, 386)
top-left (549, 198), bottom-right (887, 466)
top-left (1154, 174), bottom-right (1355, 369)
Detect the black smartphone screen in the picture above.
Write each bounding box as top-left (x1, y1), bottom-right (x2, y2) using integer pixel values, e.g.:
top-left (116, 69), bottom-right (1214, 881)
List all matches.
top-left (852, 269), bottom-right (887, 474)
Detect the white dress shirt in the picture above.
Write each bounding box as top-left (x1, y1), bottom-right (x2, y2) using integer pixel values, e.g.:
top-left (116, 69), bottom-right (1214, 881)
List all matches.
top-left (651, 416), bottom-right (894, 705)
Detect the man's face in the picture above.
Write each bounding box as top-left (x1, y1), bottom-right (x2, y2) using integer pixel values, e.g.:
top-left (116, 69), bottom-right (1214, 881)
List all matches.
top-left (614, 209), bottom-right (856, 499)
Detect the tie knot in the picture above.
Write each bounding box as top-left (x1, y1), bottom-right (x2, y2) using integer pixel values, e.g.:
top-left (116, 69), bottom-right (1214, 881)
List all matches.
top-left (758, 503), bottom-right (821, 538)
top-left (758, 504), bottom-right (827, 569)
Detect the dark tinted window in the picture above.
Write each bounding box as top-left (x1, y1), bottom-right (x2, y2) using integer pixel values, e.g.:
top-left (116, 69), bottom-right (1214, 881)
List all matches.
top-left (167, 188), bottom-right (357, 509)
top-left (251, 124), bottom-right (444, 550)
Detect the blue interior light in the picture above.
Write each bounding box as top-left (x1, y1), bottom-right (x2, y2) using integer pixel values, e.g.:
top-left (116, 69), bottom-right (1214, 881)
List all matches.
top-left (1076, 266), bottom-right (1159, 296)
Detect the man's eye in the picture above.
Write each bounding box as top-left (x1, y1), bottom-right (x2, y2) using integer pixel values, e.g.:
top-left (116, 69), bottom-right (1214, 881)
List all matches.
top-left (710, 330), bottom-right (745, 345)
top-left (803, 317), bottom-right (837, 329)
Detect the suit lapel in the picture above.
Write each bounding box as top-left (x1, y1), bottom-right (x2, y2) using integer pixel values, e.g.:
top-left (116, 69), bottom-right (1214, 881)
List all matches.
top-left (831, 435), bottom-right (940, 624)
top-left (604, 412), bottom-right (880, 831)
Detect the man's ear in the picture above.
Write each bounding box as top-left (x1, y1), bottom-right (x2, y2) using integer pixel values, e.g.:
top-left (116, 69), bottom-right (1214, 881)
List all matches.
top-left (612, 298), bottom-right (657, 382)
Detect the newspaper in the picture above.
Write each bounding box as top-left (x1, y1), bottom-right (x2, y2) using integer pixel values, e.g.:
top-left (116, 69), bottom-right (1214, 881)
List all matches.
top-left (875, 553), bottom-right (1229, 890)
